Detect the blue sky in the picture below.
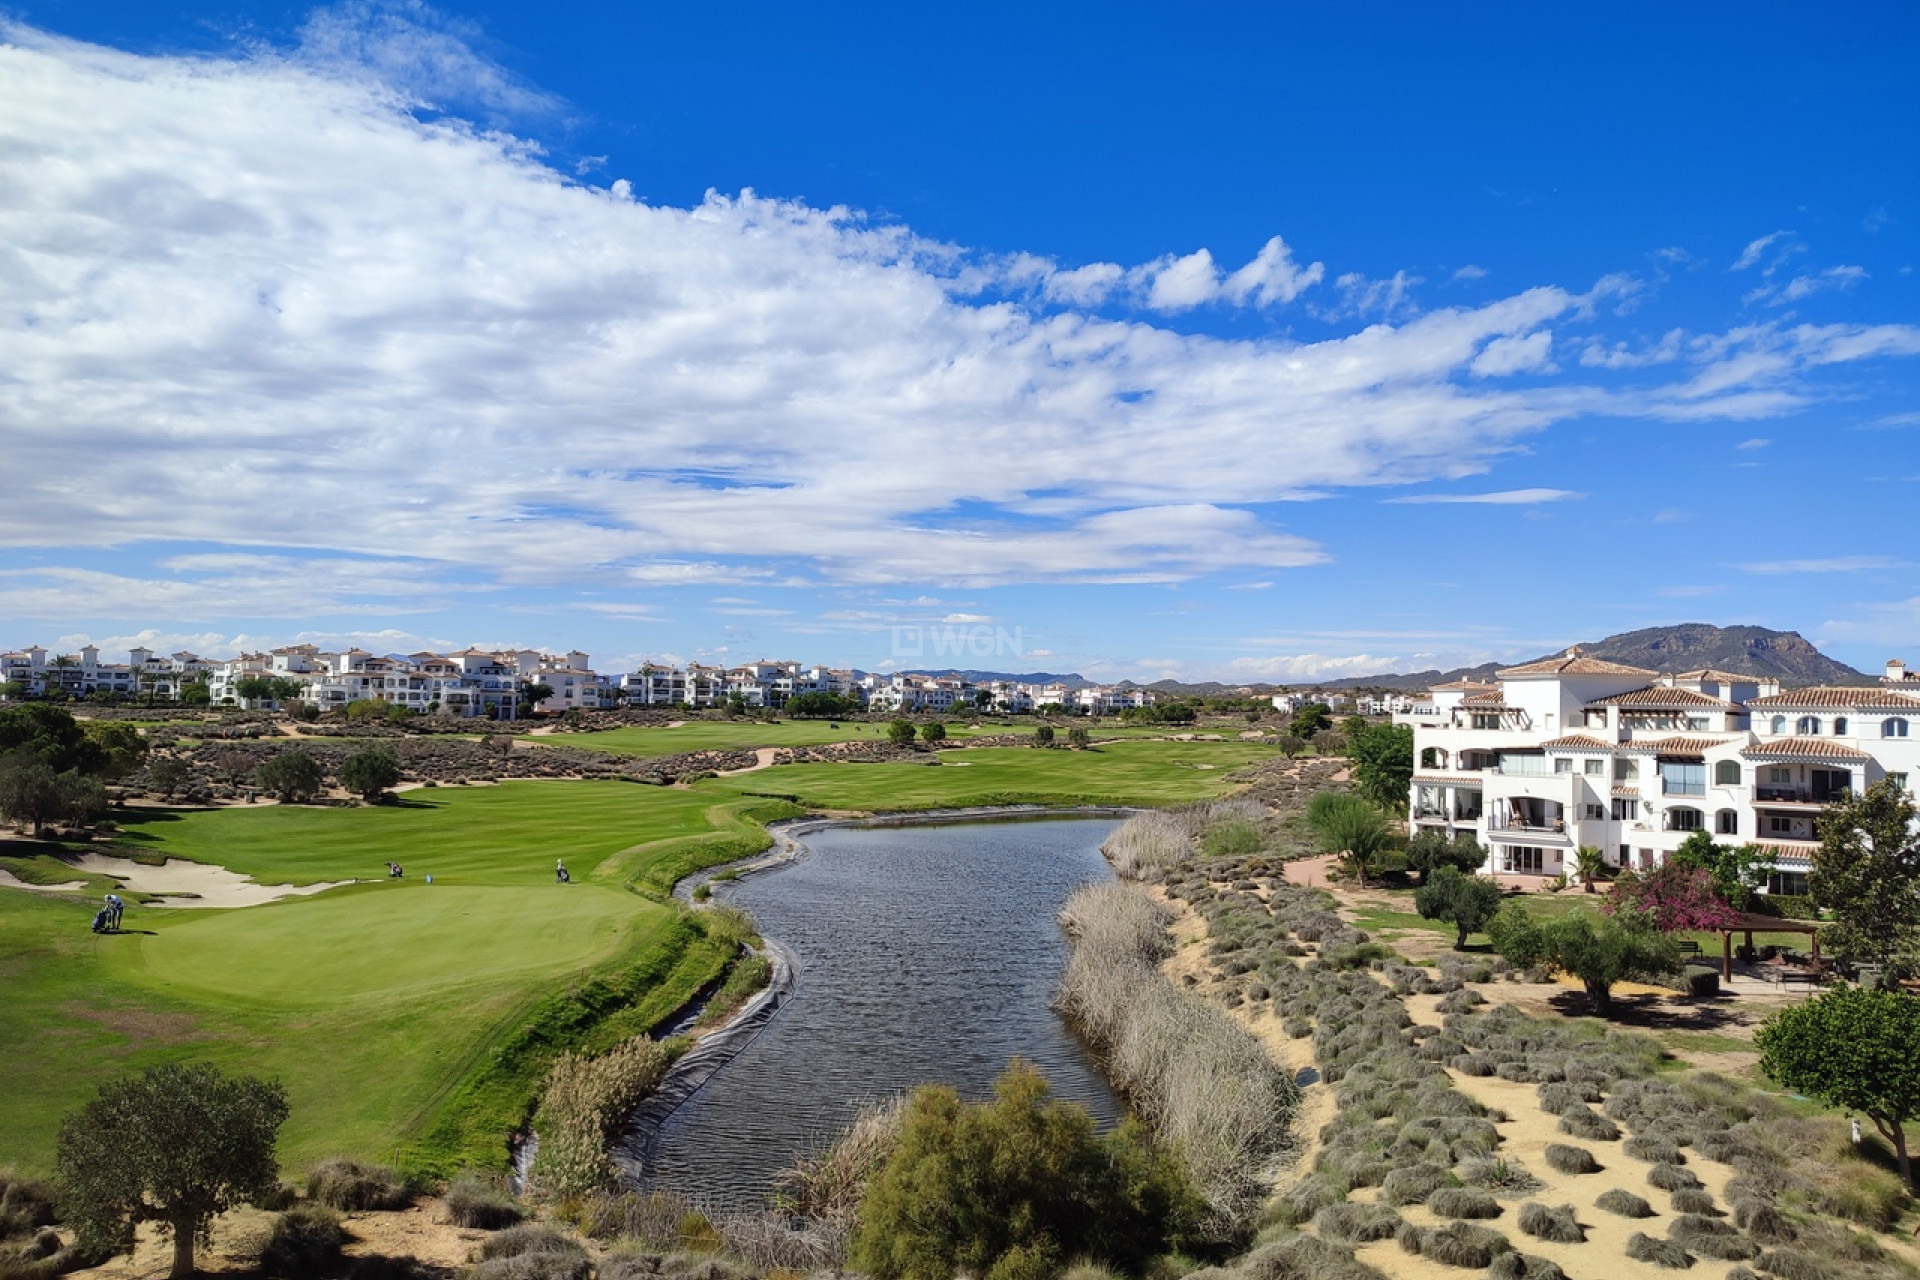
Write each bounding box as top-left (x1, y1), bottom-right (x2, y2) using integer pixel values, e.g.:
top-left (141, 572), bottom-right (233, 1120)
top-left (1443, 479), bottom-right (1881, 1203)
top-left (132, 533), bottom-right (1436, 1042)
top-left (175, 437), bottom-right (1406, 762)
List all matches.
top-left (3, 2), bottom-right (1918, 682)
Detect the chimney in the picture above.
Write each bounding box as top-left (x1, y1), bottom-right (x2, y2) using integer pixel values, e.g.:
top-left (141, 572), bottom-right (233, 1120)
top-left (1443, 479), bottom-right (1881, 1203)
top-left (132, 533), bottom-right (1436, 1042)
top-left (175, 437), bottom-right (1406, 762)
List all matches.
top-left (1889, 658), bottom-right (1909, 683)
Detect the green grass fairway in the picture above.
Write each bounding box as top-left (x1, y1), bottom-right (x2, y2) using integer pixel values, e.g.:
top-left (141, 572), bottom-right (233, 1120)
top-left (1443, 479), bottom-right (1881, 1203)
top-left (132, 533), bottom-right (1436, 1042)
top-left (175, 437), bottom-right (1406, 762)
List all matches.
top-left (565, 718), bottom-right (1005, 755)
top-left (709, 738), bottom-right (1277, 810)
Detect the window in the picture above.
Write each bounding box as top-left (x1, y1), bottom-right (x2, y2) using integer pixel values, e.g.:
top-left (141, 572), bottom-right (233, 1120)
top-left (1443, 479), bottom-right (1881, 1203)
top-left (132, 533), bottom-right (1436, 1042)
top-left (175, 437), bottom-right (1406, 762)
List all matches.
top-left (1471, 713), bottom-right (1501, 730)
top-left (1716, 809), bottom-right (1738, 835)
top-left (1585, 803), bottom-right (1605, 820)
top-left (1685, 717), bottom-right (1710, 731)
top-left (1669, 807), bottom-right (1704, 831)
top-left (1767, 870), bottom-right (1809, 896)
top-left (1885, 718), bottom-right (1910, 739)
top-left (1834, 717), bottom-right (1849, 736)
top-left (1507, 846), bottom-right (1546, 875)
top-left (1890, 773), bottom-right (1910, 793)
top-left (1612, 798), bottom-right (1639, 821)
top-left (1770, 766), bottom-right (1792, 785)
top-left (1554, 758), bottom-right (1574, 774)
top-left (1714, 760), bottom-right (1742, 786)
top-left (1659, 760), bottom-right (1706, 796)
top-left (1771, 715), bottom-right (1787, 734)
top-left (1769, 815), bottom-right (1795, 834)
top-left (1614, 757), bottom-right (1639, 781)
top-left (1796, 716), bottom-right (1821, 735)
top-left (1584, 758), bottom-right (1606, 776)
top-left (1618, 844), bottom-right (1631, 863)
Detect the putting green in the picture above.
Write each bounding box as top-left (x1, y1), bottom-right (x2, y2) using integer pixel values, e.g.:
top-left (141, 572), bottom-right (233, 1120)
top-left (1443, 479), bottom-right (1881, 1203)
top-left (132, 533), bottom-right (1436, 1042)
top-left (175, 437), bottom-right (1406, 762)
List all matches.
top-left (106, 883), bottom-right (657, 1008)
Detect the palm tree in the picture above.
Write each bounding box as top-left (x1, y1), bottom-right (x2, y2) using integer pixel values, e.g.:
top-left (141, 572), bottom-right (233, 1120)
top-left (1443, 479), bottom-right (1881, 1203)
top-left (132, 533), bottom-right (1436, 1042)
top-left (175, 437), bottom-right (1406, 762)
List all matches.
top-left (1574, 846), bottom-right (1608, 894)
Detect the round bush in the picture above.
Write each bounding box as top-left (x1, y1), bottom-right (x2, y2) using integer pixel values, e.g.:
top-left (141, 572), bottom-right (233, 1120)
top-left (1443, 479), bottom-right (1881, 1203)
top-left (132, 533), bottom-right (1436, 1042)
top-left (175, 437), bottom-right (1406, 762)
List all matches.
top-left (1595, 1188), bottom-right (1655, 1219)
top-left (1647, 1163), bottom-right (1701, 1192)
top-left (307, 1159), bottom-right (411, 1211)
top-left (1381, 1164), bottom-right (1454, 1206)
top-left (1668, 1215), bottom-right (1757, 1261)
top-left (1558, 1109), bottom-right (1621, 1142)
top-left (1311, 1202), bottom-right (1403, 1244)
top-left (1623, 1137), bottom-right (1683, 1165)
top-left (1395, 1221), bottom-right (1510, 1269)
top-left (1425, 1187), bottom-right (1501, 1220)
top-left (1624, 1232), bottom-right (1694, 1269)
top-left (1754, 1249), bottom-right (1825, 1280)
top-left (1487, 1253), bottom-right (1569, 1280)
top-left (1731, 1198), bottom-right (1794, 1244)
top-left (478, 1226), bottom-right (587, 1262)
top-left (1543, 1144), bottom-right (1600, 1175)
top-left (1516, 1202), bottom-right (1585, 1245)
top-left (1668, 1188), bottom-right (1718, 1216)
top-left (445, 1176), bottom-right (523, 1230)
top-left (260, 1205), bottom-right (346, 1279)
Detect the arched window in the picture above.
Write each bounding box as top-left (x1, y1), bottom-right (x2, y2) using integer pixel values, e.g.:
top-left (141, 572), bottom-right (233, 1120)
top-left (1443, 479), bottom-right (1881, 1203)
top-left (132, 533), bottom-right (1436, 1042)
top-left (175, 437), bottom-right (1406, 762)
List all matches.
top-left (1716, 809), bottom-right (1738, 835)
top-left (1714, 760), bottom-right (1741, 786)
top-left (1886, 718), bottom-right (1911, 739)
top-left (1669, 807), bottom-right (1703, 832)
top-left (1421, 746), bottom-right (1447, 769)
top-left (1796, 716), bottom-right (1821, 735)
top-left (1834, 717), bottom-right (1849, 736)
top-left (1771, 715), bottom-right (1786, 733)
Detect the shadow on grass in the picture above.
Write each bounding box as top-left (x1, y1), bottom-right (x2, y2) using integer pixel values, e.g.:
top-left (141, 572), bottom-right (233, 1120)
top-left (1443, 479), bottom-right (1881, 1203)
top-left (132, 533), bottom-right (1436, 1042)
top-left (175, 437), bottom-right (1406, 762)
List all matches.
top-left (1545, 989), bottom-right (1753, 1031)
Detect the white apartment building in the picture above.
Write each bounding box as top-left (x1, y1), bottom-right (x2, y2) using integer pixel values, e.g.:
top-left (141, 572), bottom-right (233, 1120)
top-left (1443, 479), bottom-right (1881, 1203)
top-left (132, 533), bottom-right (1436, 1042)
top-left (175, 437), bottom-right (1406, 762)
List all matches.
top-left (1404, 651), bottom-right (1920, 888)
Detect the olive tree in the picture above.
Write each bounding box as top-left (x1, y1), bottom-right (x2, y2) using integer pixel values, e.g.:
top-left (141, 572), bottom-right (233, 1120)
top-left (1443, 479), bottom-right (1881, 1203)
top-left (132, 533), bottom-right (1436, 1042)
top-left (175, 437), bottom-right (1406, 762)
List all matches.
top-left (255, 751), bottom-right (324, 803)
top-left (1758, 987), bottom-right (1920, 1190)
top-left (887, 719), bottom-right (917, 746)
top-left (1405, 829), bottom-right (1486, 883)
top-left (1415, 866), bottom-right (1505, 949)
top-left (1487, 903), bottom-right (1681, 1017)
top-left (339, 747), bottom-right (402, 804)
top-left (1812, 780), bottom-right (1920, 966)
top-left (57, 1063), bottom-right (289, 1279)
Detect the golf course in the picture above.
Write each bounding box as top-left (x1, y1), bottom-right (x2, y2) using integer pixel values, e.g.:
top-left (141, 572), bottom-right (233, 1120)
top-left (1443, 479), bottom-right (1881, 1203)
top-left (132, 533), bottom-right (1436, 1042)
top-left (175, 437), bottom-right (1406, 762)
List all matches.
top-left (0, 729), bottom-right (1275, 1178)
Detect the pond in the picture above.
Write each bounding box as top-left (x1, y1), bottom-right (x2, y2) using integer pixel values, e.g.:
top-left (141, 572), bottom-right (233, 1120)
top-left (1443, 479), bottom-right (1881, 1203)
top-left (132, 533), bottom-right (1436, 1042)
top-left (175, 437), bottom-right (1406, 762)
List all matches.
top-left (622, 815), bottom-right (1125, 1210)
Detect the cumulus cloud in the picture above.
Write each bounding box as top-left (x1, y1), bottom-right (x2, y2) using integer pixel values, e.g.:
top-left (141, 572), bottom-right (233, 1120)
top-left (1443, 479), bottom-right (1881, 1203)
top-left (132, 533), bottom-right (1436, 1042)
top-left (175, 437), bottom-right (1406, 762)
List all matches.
top-left (1, 19), bottom-right (1917, 609)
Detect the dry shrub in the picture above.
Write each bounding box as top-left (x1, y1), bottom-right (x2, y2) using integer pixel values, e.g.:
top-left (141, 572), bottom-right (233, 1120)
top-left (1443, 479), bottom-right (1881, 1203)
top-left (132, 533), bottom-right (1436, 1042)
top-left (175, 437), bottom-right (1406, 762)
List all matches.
top-left (530, 1037), bottom-right (672, 1199)
top-left (1809, 1154), bottom-right (1907, 1232)
top-left (1103, 812), bottom-right (1198, 882)
top-left (1425, 1187), bottom-right (1501, 1219)
top-left (1057, 882), bottom-right (1297, 1230)
top-left (1624, 1137), bottom-right (1684, 1165)
top-left (1668, 1188), bottom-right (1718, 1216)
top-left (1558, 1109), bottom-right (1620, 1142)
top-left (1668, 1214), bottom-right (1757, 1261)
top-left (348, 1256), bottom-right (437, 1280)
top-left (1543, 1145), bottom-right (1599, 1175)
top-left (1060, 1263), bottom-right (1123, 1280)
top-left (1516, 1203), bottom-right (1584, 1245)
top-left (1311, 1203), bottom-right (1402, 1244)
top-left (715, 1212), bottom-right (845, 1272)
top-left (1595, 1188), bottom-right (1655, 1218)
top-left (1238, 1232), bottom-right (1386, 1280)
top-left (260, 1205), bottom-right (346, 1279)
top-left (571, 1190), bottom-right (690, 1250)
top-left (1624, 1232), bottom-right (1694, 1269)
top-left (0, 1174), bottom-right (57, 1236)
top-left (307, 1159), bottom-right (412, 1211)
top-left (446, 1176), bottom-right (523, 1230)
top-left (1381, 1164), bottom-right (1453, 1206)
top-left (1458, 1158), bottom-right (1542, 1196)
top-left (1270, 1177), bottom-right (1343, 1227)
top-left (775, 1096), bottom-right (904, 1227)
top-left (1394, 1220), bottom-right (1509, 1268)
top-left (1754, 1249), bottom-right (1826, 1280)
top-left (1692, 1131), bottom-right (1754, 1164)
top-left (1732, 1198), bottom-right (1794, 1244)
top-left (1648, 1162), bottom-right (1701, 1192)
top-left (1487, 1253), bottom-right (1569, 1280)
top-left (465, 1252), bottom-right (592, 1280)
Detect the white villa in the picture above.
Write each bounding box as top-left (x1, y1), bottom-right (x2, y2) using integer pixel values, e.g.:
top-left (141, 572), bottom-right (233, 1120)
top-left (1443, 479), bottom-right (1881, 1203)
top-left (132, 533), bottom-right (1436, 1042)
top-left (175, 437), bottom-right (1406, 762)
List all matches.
top-left (1400, 650), bottom-right (1920, 891)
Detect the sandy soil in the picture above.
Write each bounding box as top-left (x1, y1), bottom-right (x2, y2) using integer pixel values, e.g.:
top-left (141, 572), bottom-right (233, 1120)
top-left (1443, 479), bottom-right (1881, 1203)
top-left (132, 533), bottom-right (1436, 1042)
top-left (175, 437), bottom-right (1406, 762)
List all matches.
top-left (715, 747), bottom-right (780, 777)
top-left (69, 851), bottom-right (355, 908)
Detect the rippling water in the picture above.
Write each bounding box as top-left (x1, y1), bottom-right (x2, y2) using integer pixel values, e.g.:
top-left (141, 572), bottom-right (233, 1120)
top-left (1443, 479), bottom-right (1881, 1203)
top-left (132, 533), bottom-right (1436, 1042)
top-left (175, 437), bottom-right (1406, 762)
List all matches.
top-left (628, 815), bottom-right (1123, 1209)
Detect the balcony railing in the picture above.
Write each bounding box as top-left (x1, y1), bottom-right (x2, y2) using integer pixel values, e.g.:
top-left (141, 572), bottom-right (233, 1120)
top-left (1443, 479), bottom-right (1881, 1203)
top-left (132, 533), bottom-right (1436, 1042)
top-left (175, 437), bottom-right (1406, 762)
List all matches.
top-left (1755, 786), bottom-right (1848, 804)
top-left (1489, 815), bottom-right (1566, 834)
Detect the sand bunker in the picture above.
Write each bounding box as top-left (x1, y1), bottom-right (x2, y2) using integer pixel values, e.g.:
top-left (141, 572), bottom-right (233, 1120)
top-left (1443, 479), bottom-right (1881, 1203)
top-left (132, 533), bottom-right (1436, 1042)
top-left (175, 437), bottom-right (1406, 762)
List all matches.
top-left (69, 852), bottom-right (355, 908)
top-left (0, 866), bottom-right (86, 894)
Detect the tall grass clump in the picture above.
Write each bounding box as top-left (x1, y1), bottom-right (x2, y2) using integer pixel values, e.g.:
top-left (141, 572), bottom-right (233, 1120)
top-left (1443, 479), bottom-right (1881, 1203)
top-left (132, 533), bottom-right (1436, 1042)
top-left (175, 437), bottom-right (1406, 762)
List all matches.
top-left (1056, 882), bottom-right (1298, 1234)
top-left (260, 1205), bottom-right (346, 1278)
top-left (307, 1159), bottom-right (412, 1211)
top-left (1102, 813), bottom-right (1196, 883)
top-left (774, 1096), bottom-right (905, 1241)
top-left (1595, 1188), bottom-right (1655, 1218)
top-left (530, 1037), bottom-right (673, 1199)
top-left (446, 1175), bottom-right (523, 1229)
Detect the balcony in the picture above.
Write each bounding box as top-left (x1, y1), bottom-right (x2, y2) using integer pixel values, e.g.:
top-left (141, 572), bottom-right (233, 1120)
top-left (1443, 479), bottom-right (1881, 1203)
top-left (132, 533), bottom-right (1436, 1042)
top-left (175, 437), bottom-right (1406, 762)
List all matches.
top-left (1490, 816), bottom-right (1567, 834)
top-left (1755, 785), bottom-right (1848, 805)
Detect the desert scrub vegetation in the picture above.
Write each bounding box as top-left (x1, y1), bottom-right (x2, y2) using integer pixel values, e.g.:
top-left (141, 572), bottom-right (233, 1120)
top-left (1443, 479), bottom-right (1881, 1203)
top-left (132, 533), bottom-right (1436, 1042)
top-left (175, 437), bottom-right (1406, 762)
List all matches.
top-left (306, 1159), bottom-right (412, 1211)
top-left (1595, 1188), bottom-right (1656, 1218)
top-left (470, 1225), bottom-right (591, 1280)
top-left (1056, 881), bottom-right (1298, 1233)
top-left (446, 1175), bottom-right (524, 1229)
top-left (259, 1205), bottom-right (345, 1278)
top-left (530, 1037), bottom-right (675, 1200)
top-left (847, 1061), bottom-right (1206, 1280)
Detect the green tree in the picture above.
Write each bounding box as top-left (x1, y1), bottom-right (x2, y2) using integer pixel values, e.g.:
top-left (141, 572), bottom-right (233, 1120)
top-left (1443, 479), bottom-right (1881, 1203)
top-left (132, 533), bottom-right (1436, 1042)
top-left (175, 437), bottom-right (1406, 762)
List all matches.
top-left (1067, 727), bottom-right (1091, 750)
top-left (1486, 904), bottom-right (1682, 1017)
top-left (177, 677), bottom-right (211, 707)
top-left (1757, 987), bottom-right (1920, 1190)
top-left (59, 772), bottom-right (109, 828)
top-left (1347, 721), bottom-right (1414, 810)
top-left (1032, 725), bottom-right (1055, 747)
top-left (1305, 791), bottom-right (1392, 886)
top-left (1668, 829), bottom-right (1769, 910)
top-left (267, 677), bottom-right (305, 709)
top-left (1404, 829), bottom-right (1486, 883)
top-left (2, 678), bottom-right (31, 702)
top-left (787, 691), bottom-right (856, 717)
top-left (922, 721), bottom-right (948, 743)
top-left (254, 751), bottom-right (324, 804)
top-left (339, 747), bottom-right (402, 803)
top-left (0, 703), bottom-right (106, 775)
top-left (886, 719), bottom-right (917, 746)
top-left (57, 1063), bottom-right (289, 1279)
top-left (233, 675), bottom-right (276, 707)
top-left (1572, 845), bottom-right (1608, 893)
top-left (147, 756), bottom-right (190, 799)
top-left (1415, 866), bottom-right (1505, 949)
top-left (1272, 731), bottom-right (1306, 759)
top-left (84, 721), bottom-right (150, 783)
top-left (1812, 780), bottom-right (1920, 966)
top-left (0, 751), bottom-right (64, 836)
top-left (518, 682), bottom-right (555, 714)
top-left (1290, 703), bottom-right (1332, 740)
top-left (849, 1060), bottom-right (1202, 1280)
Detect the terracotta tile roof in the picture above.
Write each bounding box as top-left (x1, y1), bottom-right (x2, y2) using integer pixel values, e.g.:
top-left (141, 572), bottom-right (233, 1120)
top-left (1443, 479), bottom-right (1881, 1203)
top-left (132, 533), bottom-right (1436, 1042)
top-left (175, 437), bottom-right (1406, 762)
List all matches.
top-left (1611, 785), bottom-right (1641, 797)
top-left (1460, 692), bottom-right (1507, 707)
top-left (1411, 774), bottom-right (1468, 786)
top-left (1625, 735), bottom-right (1743, 758)
top-left (1752, 842), bottom-right (1815, 867)
top-left (1742, 738), bottom-right (1872, 762)
top-left (1497, 648), bottom-right (1658, 679)
top-left (1540, 733), bottom-right (1617, 751)
top-left (1432, 680), bottom-right (1497, 691)
top-left (1748, 686), bottom-right (1920, 710)
top-left (1585, 686), bottom-right (1735, 710)
top-left (1672, 668), bottom-right (1766, 683)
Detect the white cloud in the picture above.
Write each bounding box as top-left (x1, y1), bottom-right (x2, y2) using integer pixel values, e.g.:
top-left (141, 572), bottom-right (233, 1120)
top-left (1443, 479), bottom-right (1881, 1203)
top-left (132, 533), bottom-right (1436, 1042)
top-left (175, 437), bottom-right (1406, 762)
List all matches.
top-left (1451, 265), bottom-right (1488, 281)
top-left (0, 19), bottom-right (1917, 608)
top-left (1733, 231), bottom-right (1792, 271)
top-left (942, 613), bottom-right (992, 624)
top-left (1739, 556), bottom-right (1909, 575)
top-left (1386, 489), bottom-right (1580, 506)
top-left (1736, 437), bottom-right (1770, 450)
top-left (1470, 331), bottom-right (1553, 377)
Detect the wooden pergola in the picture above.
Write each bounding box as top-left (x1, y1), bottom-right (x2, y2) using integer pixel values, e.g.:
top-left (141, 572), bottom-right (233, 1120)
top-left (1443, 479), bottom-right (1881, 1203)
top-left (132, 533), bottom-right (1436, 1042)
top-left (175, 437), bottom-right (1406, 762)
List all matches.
top-left (1717, 911), bottom-right (1821, 979)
